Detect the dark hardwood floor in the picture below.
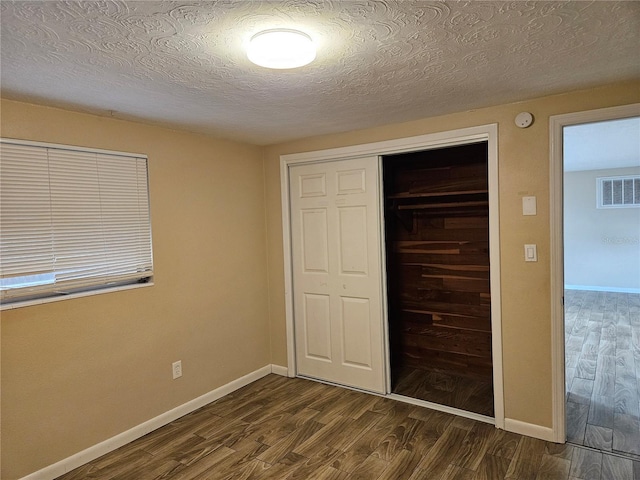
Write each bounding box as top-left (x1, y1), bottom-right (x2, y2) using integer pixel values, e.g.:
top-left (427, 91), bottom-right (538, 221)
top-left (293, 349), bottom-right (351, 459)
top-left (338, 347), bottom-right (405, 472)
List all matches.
top-left (392, 365), bottom-right (494, 417)
top-left (565, 290), bottom-right (640, 460)
top-left (57, 374), bottom-right (640, 480)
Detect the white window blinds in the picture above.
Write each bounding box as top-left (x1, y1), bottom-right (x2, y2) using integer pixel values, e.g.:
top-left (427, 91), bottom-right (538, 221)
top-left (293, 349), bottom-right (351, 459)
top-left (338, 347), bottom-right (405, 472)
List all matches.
top-left (0, 140), bottom-right (153, 304)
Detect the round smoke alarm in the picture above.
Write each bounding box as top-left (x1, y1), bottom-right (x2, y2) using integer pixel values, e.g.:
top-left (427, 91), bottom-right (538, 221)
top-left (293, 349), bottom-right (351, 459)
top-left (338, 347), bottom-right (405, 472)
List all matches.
top-left (515, 112), bottom-right (534, 128)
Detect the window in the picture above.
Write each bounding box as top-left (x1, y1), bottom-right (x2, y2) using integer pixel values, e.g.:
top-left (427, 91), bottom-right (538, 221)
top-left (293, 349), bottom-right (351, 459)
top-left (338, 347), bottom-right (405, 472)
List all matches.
top-left (0, 139), bottom-right (153, 306)
top-left (597, 175), bottom-right (640, 208)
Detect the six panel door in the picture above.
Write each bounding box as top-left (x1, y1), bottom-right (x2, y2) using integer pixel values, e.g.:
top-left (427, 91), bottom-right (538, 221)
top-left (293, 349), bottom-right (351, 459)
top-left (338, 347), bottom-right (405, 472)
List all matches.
top-left (289, 156), bottom-right (385, 393)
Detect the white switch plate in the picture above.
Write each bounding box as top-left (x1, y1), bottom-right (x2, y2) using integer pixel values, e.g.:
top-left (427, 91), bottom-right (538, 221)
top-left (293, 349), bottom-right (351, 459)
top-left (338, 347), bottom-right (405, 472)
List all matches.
top-left (523, 196), bottom-right (537, 216)
top-left (524, 244), bottom-right (537, 262)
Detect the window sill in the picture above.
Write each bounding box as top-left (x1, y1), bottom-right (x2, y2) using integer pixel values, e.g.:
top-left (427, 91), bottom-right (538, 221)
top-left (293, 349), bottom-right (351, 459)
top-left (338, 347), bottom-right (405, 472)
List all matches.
top-left (0, 281), bottom-right (154, 311)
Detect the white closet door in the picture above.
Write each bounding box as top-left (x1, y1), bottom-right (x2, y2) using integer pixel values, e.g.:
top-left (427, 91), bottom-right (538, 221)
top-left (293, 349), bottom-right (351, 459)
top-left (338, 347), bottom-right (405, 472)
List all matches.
top-left (289, 156), bottom-right (385, 393)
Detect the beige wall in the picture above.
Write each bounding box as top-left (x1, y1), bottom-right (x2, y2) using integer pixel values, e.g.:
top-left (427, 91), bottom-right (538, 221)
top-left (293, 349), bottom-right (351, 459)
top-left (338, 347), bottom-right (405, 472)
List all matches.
top-left (2, 81), bottom-right (639, 479)
top-left (264, 81), bottom-right (640, 430)
top-left (0, 99), bottom-right (270, 479)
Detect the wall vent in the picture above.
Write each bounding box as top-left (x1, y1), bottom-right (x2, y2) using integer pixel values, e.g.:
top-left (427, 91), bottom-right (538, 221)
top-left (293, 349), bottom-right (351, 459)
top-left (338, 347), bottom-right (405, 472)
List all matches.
top-left (597, 175), bottom-right (640, 208)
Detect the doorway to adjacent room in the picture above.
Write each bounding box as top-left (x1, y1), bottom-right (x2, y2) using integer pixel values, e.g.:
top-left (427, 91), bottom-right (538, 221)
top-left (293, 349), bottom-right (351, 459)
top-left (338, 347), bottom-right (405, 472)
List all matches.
top-left (550, 104), bottom-right (640, 458)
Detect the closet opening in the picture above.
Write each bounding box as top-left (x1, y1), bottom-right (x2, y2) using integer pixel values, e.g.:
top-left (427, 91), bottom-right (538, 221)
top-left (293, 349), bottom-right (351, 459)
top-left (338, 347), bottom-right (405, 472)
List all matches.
top-left (383, 141), bottom-right (494, 417)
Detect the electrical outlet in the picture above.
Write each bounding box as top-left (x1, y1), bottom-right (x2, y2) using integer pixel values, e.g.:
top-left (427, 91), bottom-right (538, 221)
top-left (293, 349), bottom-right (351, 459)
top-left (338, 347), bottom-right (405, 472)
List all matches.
top-left (172, 360), bottom-right (182, 379)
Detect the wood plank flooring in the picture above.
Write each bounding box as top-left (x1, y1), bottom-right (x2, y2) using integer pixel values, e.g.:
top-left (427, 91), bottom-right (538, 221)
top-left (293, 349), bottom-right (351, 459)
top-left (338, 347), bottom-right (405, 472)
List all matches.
top-left (565, 290), bottom-right (640, 459)
top-left (392, 365), bottom-right (494, 417)
top-left (57, 374), bottom-right (640, 480)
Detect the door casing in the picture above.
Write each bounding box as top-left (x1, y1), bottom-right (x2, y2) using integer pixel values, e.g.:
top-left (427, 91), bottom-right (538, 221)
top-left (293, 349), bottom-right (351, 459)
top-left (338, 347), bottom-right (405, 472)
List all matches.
top-left (280, 124), bottom-right (503, 428)
top-left (549, 103), bottom-right (640, 443)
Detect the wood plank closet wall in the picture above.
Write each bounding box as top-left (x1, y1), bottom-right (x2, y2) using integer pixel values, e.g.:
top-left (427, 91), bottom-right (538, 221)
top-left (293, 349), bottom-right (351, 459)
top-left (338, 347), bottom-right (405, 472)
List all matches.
top-left (383, 142), bottom-right (493, 416)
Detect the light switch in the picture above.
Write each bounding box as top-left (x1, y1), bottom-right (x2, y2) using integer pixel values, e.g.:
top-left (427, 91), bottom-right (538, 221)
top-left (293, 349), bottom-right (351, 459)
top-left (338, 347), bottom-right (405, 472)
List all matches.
top-left (523, 196), bottom-right (537, 215)
top-left (525, 244), bottom-right (537, 262)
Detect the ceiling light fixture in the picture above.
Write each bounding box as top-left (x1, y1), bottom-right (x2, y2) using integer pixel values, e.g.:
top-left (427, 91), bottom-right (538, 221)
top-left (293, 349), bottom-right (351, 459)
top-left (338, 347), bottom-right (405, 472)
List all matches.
top-left (247, 29), bottom-right (316, 69)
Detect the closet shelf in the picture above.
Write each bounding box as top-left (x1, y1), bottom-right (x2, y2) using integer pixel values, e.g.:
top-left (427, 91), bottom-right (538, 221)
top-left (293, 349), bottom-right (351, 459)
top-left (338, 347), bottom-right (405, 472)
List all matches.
top-left (387, 189), bottom-right (489, 214)
top-left (396, 200), bottom-right (488, 210)
top-left (387, 189), bottom-right (488, 200)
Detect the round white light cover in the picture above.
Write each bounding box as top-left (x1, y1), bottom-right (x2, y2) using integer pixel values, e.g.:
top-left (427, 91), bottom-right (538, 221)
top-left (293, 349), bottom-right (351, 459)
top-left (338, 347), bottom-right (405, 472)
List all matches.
top-left (247, 29), bottom-right (316, 69)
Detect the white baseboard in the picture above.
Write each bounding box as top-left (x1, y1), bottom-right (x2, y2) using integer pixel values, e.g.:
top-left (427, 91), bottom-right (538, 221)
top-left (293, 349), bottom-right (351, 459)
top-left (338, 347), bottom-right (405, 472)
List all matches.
top-left (270, 364), bottom-right (289, 377)
top-left (504, 418), bottom-right (555, 442)
top-left (564, 285), bottom-right (640, 294)
top-left (21, 365), bottom-right (275, 480)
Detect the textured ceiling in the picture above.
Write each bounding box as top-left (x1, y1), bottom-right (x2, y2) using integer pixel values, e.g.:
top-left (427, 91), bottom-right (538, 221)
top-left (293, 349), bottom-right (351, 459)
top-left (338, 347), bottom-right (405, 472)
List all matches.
top-left (1, 1), bottom-right (639, 145)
